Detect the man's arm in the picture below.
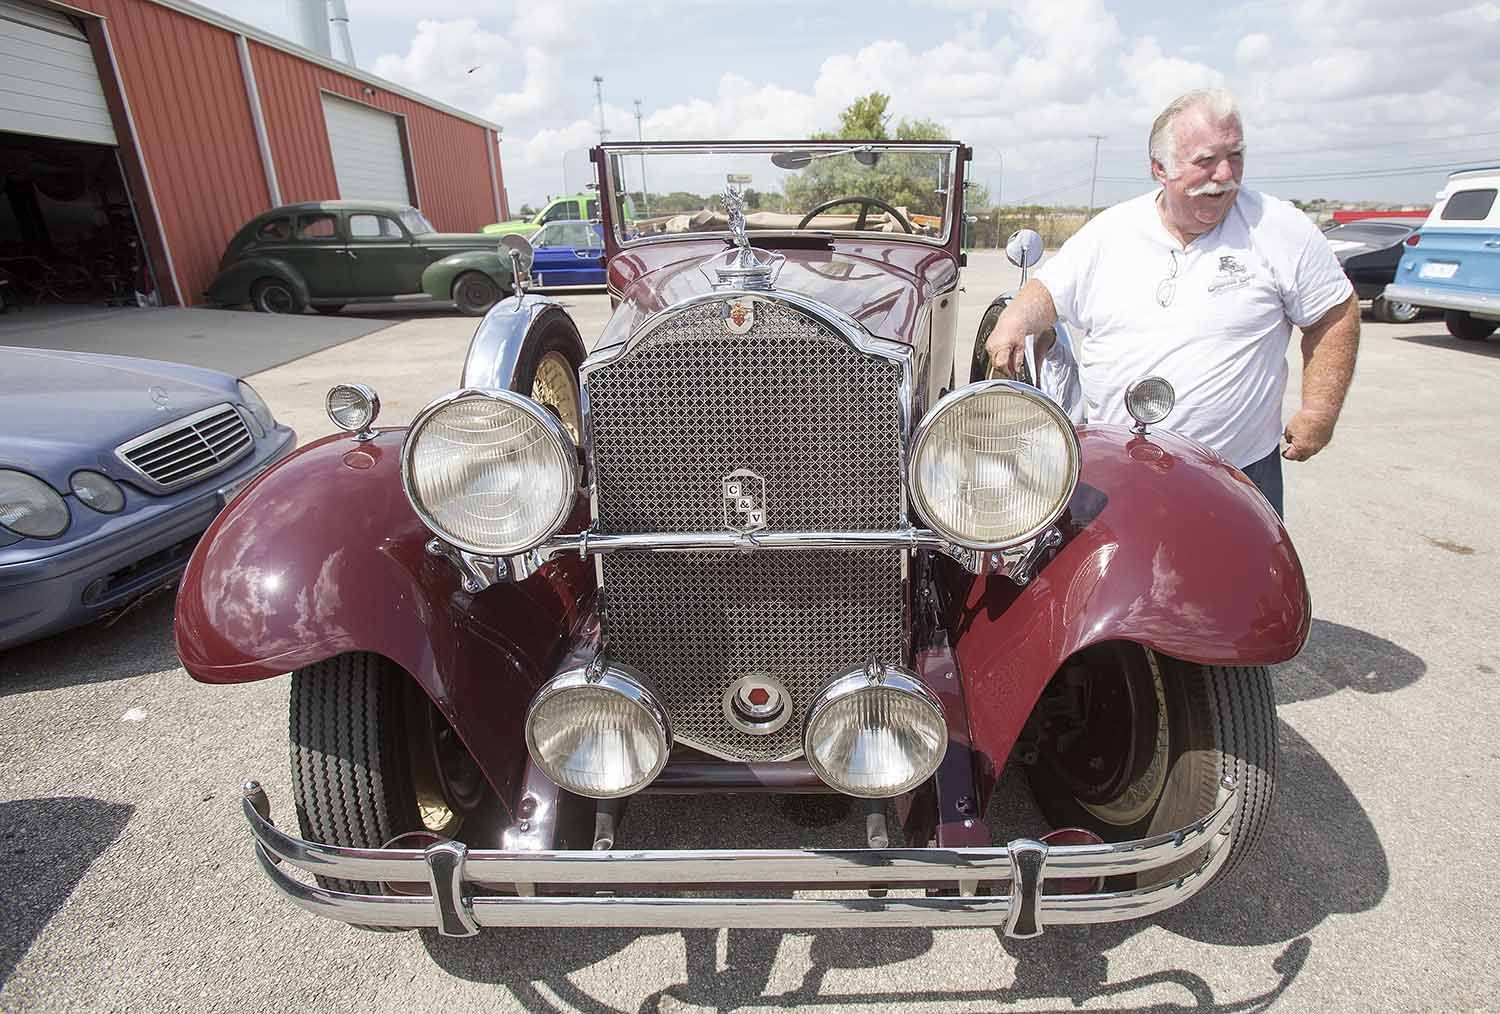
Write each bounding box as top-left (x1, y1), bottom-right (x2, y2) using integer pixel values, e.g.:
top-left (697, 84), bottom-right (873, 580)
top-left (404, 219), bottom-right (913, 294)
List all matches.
top-left (982, 279), bottom-right (1060, 377)
top-left (1283, 292), bottom-right (1360, 461)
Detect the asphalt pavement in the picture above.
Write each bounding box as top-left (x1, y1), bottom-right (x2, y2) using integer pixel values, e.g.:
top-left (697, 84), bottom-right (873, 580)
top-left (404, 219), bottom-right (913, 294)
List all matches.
top-left (2, 251), bottom-right (1498, 1011)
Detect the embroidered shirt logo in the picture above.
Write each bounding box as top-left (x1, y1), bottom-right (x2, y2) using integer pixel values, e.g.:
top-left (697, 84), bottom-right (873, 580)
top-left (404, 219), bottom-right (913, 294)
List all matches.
top-left (1207, 255), bottom-right (1251, 294)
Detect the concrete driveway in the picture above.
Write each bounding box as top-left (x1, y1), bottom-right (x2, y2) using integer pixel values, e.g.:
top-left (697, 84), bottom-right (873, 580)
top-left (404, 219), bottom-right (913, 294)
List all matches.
top-left (2, 251), bottom-right (1497, 1011)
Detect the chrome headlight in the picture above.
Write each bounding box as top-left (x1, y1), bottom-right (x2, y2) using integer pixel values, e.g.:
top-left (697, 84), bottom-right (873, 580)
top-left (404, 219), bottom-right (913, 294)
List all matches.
top-left (69, 471), bottom-right (125, 514)
top-left (0, 470), bottom-right (70, 538)
top-left (326, 383), bottom-right (380, 434)
top-left (909, 380), bottom-right (1080, 549)
top-left (237, 381), bottom-right (275, 437)
top-left (525, 662), bottom-right (672, 798)
top-left (803, 664), bottom-right (947, 798)
top-left (401, 389), bottom-right (578, 556)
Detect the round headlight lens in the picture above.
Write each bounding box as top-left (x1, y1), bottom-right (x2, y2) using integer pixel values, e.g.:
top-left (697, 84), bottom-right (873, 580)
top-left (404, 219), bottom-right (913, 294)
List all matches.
top-left (237, 381), bottom-right (275, 437)
top-left (325, 383), bottom-right (380, 433)
top-left (804, 667), bottom-right (947, 798)
top-left (0, 470), bottom-right (70, 538)
top-left (69, 471), bottom-right (125, 513)
top-left (909, 381), bottom-right (1080, 549)
top-left (402, 390), bottom-right (578, 556)
top-left (525, 664), bottom-right (672, 798)
top-left (1125, 376), bottom-right (1175, 427)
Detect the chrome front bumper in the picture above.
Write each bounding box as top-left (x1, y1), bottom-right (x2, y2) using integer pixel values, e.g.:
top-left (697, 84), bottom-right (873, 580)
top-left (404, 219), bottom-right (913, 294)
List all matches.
top-left (242, 778), bottom-right (1237, 937)
top-left (1383, 282), bottom-right (1500, 318)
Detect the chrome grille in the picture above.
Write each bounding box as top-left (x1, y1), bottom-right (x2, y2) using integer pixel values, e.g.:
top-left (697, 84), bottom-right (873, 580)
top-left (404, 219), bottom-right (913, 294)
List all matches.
top-left (601, 549), bottom-right (906, 761)
top-left (116, 404), bottom-right (253, 490)
top-left (585, 296), bottom-right (909, 761)
top-left (586, 299), bottom-right (904, 533)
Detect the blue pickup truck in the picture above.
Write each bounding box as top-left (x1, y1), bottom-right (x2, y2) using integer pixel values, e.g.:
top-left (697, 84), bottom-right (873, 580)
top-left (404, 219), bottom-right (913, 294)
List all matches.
top-left (1384, 167), bottom-right (1500, 341)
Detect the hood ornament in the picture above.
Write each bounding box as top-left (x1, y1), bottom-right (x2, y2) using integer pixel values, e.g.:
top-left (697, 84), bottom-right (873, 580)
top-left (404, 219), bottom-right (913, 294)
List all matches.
top-left (713, 185), bottom-right (775, 290)
top-left (149, 385), bottom-right (170, 411)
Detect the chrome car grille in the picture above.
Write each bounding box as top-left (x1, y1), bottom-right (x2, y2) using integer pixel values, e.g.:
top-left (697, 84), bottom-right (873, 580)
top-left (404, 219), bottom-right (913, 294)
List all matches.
top-left (585, 297), bottom-right (908, 761)
top-left (601, 550), bottom-right (906, 761)
top-left (116, 404), bottom-right (253, 490)
top-left (586, 299), bottom-right (904, 533)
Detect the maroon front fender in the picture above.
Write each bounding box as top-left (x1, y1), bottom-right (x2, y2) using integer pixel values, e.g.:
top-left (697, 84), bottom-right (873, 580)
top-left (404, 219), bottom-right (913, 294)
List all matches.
top-left (174, 431), bottom-right (593, 806)
top-left (952, 425), bottom-right (1310, 791)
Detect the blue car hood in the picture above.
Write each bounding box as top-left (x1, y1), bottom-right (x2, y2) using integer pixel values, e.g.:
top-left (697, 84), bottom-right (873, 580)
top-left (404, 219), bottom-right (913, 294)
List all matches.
top-left (0, 346), bottom-right (236, 489)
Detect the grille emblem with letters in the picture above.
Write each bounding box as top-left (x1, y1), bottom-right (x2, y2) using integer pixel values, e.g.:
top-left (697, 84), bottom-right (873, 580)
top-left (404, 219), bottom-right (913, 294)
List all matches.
top-left (722, 468), bottom-right (767, 532)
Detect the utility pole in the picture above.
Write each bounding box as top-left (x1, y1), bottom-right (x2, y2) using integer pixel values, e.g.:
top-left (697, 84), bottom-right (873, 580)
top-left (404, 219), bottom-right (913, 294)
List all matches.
top-left (593, 75), bottom-right (608, 145)
top-left (634, 98), bottom-right (650, 214)
top-left (1087, 134), bottom-right (1105, 220)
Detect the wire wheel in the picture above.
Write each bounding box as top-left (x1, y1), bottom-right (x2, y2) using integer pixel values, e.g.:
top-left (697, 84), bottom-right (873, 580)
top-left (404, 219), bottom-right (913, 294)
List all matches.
top-left (531, 349), bottom-right (583, 443)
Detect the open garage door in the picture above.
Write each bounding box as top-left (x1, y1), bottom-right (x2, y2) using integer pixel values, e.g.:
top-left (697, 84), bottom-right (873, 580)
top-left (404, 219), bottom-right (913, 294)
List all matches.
top-left (0, 0), bottom-right (116, 146)
top-left (320, 93), bottom-right (412, 205)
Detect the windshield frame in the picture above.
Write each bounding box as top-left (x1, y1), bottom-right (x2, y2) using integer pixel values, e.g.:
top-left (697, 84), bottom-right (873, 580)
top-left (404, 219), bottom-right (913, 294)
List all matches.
top-left (596, 140), bottom-right (965, 252)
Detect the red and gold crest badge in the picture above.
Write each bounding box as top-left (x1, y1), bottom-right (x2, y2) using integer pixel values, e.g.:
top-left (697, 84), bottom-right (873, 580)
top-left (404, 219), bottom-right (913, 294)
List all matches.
top-left (723, 298), bottom-right (754, 335)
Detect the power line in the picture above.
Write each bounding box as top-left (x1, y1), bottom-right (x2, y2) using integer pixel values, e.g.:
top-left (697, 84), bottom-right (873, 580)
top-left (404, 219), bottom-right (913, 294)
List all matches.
top-left (1004, 177), bottom-right (1094, 205)
top-left (1098, 155), bottom-right (1500, 185)
top-left (1090, 127), bottom-right (1500, 160)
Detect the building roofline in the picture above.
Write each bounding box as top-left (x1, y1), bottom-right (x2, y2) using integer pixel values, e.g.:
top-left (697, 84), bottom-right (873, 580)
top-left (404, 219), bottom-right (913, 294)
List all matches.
top-left (143, 0), bottom-right (501, 133)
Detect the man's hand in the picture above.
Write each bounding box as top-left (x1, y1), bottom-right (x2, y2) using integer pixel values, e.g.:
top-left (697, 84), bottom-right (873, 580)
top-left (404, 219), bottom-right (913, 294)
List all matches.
top-left (1282, 408), bottom-right (1336, 461)
top-left (984, 324), bottom-right (1027, 378)
top-left (981, 279), bottom-right (1060, 379)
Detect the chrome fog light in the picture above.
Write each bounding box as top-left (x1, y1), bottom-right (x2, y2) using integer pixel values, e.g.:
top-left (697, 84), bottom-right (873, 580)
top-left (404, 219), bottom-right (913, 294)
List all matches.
top-left (326, 383), bottom-right (380, 435)
top-left (1125, 376), bottom-right (1175, 432)
top-left (525, 662), bottom-right (672, 798)
top-left (803, 663), bottom-right (947, 798)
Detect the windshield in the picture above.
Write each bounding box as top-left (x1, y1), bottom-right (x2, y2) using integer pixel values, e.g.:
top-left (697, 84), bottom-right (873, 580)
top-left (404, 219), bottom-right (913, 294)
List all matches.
top-left (602, 143), bottom-right (959, 245)
top-left (400, 209), bottom-right (435, 235)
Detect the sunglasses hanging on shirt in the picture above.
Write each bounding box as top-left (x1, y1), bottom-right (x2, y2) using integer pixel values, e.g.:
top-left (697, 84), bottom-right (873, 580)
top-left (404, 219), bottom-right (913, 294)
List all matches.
top-left (1156, 249), bottom-right (1180, 308)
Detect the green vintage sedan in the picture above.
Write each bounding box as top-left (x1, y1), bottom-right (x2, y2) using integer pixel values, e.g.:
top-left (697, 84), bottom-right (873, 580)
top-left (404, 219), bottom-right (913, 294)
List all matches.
top-left (207, 202), bottom-right (518, 316)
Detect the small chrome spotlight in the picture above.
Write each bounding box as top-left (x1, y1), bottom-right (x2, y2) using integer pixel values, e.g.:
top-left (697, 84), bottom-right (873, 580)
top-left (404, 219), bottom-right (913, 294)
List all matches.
top-left (525, 660), bottom-right (672, 799)
top-left (1125, 376), bottom-right (1175, 434)
top-left (326, 383), bottom-right (380, 439)
top-left (803, 662), bottom-right (947, 798)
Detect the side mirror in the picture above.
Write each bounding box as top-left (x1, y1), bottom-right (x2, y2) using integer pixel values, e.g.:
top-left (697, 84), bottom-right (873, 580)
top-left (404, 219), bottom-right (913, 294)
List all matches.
top-left (1005, 229), bottom-right (1044, 270)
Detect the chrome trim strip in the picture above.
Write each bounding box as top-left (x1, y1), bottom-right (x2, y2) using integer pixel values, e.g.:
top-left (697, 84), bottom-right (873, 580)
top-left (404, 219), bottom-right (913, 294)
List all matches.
top-left (1382, 283), bottom-right (1500, 316)
top-left (243, 779), bottom-right (1237, 935)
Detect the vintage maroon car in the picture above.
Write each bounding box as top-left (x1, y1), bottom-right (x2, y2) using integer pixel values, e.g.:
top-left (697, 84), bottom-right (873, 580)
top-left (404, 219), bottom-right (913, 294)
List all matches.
top-left (174, 139), bottom-right (1308, 938)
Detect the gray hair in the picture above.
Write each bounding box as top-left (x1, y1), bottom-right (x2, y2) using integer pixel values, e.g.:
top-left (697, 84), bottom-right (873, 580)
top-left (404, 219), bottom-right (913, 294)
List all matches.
top-left (1149, 89), bottom-right (1241, 177)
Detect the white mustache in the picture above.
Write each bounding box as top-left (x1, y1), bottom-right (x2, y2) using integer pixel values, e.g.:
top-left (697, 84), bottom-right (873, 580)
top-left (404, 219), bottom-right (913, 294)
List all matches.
top-left (1186, 179), bottom-right (1240, 197)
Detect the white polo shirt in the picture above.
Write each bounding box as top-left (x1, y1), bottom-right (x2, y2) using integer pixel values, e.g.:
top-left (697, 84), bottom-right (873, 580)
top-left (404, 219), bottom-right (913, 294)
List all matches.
top-left (1035, 189), bottom-right (1352, 468)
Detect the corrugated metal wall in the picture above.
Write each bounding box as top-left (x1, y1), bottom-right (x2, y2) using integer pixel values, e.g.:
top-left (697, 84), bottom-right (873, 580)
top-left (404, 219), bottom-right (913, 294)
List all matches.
top-left (250, 43), bottom-right (497, 234)
top-left (70, 0), bottom-right (502, 305)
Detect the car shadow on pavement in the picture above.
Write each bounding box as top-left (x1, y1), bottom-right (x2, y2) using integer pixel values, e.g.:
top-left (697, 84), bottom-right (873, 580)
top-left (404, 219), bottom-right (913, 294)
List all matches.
top-left (0, 796), bottom-right (133, 985)
top-left (414, 714), bottom-right (1385, 1012)
top-left (1389, 332), bottom-right (1500, 358)
top-left (1274, 617), bottom-right (1425, 705)
top-left (0, 594), bottom-right (180, 698)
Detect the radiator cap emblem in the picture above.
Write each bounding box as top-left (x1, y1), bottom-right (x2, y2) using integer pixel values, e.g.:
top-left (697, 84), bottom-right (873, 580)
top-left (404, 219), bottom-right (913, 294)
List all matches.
top-left (722, 298), bottom-right (755, 335)
top-left (722, 468), bottom-right (767, 532)
top-left (724, 674), bottom-right (791, 735)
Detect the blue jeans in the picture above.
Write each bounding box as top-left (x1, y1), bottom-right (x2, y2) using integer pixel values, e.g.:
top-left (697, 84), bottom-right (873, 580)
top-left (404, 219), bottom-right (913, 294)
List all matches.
top-left (1240, 448), bottom-right (1284, 518)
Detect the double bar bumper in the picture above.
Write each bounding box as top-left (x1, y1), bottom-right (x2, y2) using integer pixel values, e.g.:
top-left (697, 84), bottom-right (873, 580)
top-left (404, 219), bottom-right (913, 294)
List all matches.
top-left (242, 778), bottom-right (1237, 937)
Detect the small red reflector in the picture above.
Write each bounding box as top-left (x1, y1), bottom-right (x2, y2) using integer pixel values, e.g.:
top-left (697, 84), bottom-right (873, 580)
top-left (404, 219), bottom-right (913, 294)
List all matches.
top-left (1406, 234), bottom-right (1421, 246)
top-left (747, 687), bottom-right (770, 706)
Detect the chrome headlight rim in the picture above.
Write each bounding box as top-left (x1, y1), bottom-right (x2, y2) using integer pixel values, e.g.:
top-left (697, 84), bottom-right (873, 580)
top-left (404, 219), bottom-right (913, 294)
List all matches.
top-left (400, 387), bottom-right (580, 558)
top-left (524, 662), bottom-right (673, 799)
top-left (907, 379), bottom-right (1082, 551)
top-left (802, 664), bottom-right (947, 799)
top-left (325, 382), bottom-right (381, 434)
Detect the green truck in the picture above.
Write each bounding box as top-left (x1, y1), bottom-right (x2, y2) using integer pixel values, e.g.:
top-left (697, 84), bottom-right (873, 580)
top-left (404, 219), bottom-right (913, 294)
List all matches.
top-left (484, 193), bottom-right (636, 237)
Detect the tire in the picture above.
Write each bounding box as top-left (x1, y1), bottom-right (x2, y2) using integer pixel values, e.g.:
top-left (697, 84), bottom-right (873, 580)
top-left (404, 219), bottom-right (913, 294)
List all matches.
top-left (1373, 296), bottom-right (1419, 324)
top-left (312, 304), bottom-right (345, 316)
top-left (289, 653), bottom-right (485, 896)
top-left (517, 314), bottom-right (585, 443)
top-left (1024, 643), bottom-right (1276, 887)
top-left (1445, 310), bottom-right (1498, 341)
top-left (250, 277), bottom-right (304, 315)
top-left (970, 295), bottom-right (1010, 384)
top-left (452, 271), bottom-right (502, 316)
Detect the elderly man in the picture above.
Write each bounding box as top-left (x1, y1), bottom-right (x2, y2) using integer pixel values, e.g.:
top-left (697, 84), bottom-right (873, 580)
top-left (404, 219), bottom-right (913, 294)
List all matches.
top-left (985, 88), bottom-right (1359, 516)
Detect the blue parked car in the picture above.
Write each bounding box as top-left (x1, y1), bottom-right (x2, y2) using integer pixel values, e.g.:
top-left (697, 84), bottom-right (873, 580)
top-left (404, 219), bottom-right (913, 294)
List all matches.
top-left (527, 220), bottom-right (606, 288)
top-left (1384, 167), bottom-right (1500, 341)
top-left (0, 347), bottom-right (295, 651)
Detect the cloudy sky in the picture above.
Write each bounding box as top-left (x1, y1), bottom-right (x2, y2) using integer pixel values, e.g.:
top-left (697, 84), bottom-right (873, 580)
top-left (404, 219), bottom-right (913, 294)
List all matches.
top-left (205, 0), bottom-right (1500, 213)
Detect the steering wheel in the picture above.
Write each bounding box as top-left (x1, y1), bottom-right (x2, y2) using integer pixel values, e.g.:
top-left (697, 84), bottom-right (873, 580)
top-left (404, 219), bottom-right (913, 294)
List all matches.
top-left (797, 196), bottom-right (914, 234)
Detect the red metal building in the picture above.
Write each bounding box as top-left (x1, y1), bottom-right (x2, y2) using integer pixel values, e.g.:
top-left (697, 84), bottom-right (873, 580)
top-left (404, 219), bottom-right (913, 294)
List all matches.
top-left (1, 0), bottom-right (507, 306)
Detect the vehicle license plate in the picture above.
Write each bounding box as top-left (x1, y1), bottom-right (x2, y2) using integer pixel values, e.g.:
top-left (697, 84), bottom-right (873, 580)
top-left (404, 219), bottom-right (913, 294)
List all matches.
top-left (1420, 262), bottom-right (1459, 280)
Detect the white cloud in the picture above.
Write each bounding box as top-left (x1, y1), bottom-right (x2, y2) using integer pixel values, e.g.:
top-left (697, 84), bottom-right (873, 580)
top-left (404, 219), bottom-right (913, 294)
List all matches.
top-left (1234, 33), bottom-right (1272, 67)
